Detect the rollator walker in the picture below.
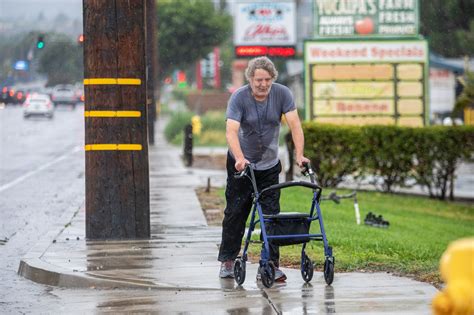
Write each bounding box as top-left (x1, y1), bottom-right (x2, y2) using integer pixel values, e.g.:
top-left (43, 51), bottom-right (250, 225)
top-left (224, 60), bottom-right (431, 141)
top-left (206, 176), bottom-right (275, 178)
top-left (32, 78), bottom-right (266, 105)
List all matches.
top-left (233, 162), bottom-right (335, 288)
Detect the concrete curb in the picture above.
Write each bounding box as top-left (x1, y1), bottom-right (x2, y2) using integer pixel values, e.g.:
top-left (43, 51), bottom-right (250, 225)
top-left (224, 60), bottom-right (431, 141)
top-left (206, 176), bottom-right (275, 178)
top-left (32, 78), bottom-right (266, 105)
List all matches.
top-left (16, 201), bottom-right (218, 291)
top-left (18, 257), bottom-right (219, 291)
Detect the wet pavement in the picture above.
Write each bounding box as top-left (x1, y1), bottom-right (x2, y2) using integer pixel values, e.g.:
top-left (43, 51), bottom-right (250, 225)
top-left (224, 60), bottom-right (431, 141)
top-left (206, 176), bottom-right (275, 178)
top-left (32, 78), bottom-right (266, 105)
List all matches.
top-left (17, 117), bottom-right (439, 314)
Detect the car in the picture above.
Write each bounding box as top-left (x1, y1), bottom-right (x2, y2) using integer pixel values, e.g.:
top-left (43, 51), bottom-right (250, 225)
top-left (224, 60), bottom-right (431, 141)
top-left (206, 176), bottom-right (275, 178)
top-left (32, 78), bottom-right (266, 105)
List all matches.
top-left (74, 85), bottom-right (85, 104)
top-left (13, 89), bottom-right (27, 104)
top-left (1, 86), bottom-right (13, 104)
top-left (1, 86), bottom-right (17, 105)
top-left (23, 93), bottom-right (54, 119)
top-left (51, 84), bottom-right (78, 108)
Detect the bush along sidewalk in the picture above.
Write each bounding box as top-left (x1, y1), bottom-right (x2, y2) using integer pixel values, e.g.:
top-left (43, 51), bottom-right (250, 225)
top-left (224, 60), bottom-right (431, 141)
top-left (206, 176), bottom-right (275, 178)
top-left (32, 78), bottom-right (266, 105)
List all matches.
top-left (164, 110), bottom-right (226, 146)
top-left (303, 123), bottom-right (474, 201)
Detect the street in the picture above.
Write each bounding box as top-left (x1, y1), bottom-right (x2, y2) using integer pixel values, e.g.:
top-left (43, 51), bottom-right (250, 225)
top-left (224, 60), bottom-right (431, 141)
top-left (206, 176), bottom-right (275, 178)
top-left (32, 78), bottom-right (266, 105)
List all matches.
top-left (0, 106), bottom-right (190, 314)
top-left (0, 105), bottom-right (84, 312)
top-left (0, 106), bottom-right (164, 313)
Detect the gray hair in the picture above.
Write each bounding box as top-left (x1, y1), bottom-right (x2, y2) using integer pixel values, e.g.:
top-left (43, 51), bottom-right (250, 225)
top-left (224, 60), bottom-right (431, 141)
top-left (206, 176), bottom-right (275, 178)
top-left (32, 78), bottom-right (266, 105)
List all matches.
top-left (244, 56), bottom-right (278, 81)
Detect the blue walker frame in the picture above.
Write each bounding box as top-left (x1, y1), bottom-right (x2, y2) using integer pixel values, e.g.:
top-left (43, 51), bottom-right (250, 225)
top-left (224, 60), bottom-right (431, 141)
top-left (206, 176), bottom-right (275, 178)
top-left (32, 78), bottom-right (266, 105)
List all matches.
top-left (233, 163), bottom-right (335, 288)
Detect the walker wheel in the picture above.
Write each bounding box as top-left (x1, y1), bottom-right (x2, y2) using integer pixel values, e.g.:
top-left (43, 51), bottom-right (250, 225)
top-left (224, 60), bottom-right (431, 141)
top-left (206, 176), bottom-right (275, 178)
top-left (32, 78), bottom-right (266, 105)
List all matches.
top-left (259, 262), bottom-right (275, 288)
top-left (301, 254), bottom-right (314, 283)
top-left (324, 257), bottom-right (335, 285)
top-left (234, 258), bottom-right (246, 285)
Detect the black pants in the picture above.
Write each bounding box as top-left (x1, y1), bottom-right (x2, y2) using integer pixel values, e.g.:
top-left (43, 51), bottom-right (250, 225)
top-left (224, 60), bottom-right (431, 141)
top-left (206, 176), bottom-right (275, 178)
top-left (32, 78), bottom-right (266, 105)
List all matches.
top-left (218, 152), bottom-right (281, 266)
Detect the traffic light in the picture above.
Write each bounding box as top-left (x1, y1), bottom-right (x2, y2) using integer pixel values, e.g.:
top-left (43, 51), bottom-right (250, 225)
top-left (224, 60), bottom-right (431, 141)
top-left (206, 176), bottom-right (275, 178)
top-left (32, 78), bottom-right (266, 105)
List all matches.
top-left (36, 35), bottom-right (45, 49)
top-left (77, 34), bottom-right (84, 45)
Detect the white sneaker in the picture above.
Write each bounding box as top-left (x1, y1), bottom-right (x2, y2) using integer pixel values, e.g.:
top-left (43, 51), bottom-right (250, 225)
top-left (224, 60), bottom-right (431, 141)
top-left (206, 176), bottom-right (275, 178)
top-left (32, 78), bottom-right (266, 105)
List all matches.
top-left (219, 260), bottom-right (234, 278)
top-left (256, 267), bottom-right (287, 282)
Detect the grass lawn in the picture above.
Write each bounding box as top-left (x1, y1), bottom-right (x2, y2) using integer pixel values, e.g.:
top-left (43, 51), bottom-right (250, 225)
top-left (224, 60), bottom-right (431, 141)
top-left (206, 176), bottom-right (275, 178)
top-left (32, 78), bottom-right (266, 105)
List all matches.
top-left (218, 187), bottom-right (474, 286)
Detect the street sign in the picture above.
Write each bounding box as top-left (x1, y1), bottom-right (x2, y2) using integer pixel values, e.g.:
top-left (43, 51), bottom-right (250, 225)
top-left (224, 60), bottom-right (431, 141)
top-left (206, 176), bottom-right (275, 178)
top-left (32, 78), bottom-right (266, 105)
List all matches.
top-left (200, 52), bottom-right (215, 78)
top-left (14, 60), bottom-right (29, 71)
top-left (304, 39), bottom-right (429, 126)
top-left (234, 0), bottom-right (296, 58)
top-left (313, 0), bottom-right (419, 38)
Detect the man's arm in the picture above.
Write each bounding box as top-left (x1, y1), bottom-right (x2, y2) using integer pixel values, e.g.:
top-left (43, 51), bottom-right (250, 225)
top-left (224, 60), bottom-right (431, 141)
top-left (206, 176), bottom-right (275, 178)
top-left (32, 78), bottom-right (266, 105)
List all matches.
top-left (226, 119), bottom-right (250, 172)
top-left (284, 109), bottom-right (310, 168)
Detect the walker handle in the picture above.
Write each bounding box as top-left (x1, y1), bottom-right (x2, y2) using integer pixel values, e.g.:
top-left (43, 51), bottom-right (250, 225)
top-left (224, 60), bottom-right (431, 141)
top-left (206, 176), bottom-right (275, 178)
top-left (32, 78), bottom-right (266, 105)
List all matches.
top-left (301, 162), bottom-right (314, 176)
top-left (302, 161), bottom-right (320, 186)
top-left (234, 163), bottom-right (250, 179)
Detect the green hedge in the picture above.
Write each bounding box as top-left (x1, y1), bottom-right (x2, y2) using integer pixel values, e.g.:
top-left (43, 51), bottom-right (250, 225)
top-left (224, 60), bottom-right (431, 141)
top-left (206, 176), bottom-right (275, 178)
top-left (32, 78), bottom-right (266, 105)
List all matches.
top-left (360, 125), bottom-right (418, 192)
top-left (304, 124), bottom-right (363, 187)
top-left (411, 126), bottom-right (474, 200)
top-left (302, 122), bottom-right (474, 200)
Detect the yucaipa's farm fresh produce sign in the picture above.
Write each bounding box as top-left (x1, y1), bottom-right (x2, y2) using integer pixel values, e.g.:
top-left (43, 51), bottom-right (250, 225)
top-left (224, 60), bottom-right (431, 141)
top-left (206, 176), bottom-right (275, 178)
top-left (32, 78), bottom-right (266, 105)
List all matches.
top-left (304, 40), bottom-right (429, 126)
top-left (314, 0), bottom-right (419, 38)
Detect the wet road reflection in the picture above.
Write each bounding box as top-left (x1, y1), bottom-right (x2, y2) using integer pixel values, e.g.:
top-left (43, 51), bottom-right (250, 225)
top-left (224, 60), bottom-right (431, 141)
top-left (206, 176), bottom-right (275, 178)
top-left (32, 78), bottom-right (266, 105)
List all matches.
top-left (324, 285), bottom-right (336, 314)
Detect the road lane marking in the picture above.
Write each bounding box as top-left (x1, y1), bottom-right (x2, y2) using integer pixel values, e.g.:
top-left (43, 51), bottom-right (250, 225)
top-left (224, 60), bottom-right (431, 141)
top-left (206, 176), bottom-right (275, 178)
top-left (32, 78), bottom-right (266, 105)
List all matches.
top-left (0, 146), bottom-right (82, 193)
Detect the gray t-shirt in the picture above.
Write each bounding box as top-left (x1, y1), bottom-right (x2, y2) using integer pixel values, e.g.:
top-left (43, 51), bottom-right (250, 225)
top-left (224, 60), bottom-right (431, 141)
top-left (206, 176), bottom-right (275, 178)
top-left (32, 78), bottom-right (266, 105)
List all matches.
top-left (226, 83), bottom-right (296, 170)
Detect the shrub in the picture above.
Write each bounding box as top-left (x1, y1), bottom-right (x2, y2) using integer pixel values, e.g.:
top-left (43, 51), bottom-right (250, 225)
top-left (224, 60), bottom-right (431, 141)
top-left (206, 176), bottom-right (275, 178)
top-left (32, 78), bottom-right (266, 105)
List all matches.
top-left (303, 123), bottom-right (363, 187)
top-left (200, 111), bottom-right (226, 132)
top-left (164, 111), bottom-right (194, 142)
top-left (164, 110), bottom-right (227, 146)
top-left (171, 87), bottom-right (194, 102)
top-left (196, 130), bottom-right (227, 146)
top-left (301, 123), bottom-right (474, 200)
top-left (412, 126), bottom-right (474, 200)
top-left (360, 126), bottom-right (417, 193)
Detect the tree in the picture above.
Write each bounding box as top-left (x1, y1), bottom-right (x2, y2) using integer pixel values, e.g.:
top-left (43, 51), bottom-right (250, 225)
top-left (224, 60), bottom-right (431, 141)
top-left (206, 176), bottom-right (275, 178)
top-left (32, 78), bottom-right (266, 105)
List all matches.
top-left (0, 32), bottom-right (49, 83)
top-left (37, 35), bottom-right (83, 86)
top-left (420, 0), bottom-right (474, 57)
top-left (454, 71), bottom-right (474, 114)
top-left (156, 0), bottom-right (231, 79)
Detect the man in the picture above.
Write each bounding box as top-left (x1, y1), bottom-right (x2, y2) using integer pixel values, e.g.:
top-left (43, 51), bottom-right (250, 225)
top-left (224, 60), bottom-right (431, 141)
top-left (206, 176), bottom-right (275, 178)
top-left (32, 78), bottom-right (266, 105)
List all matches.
top-left (218, 56), bottom-right (310, 281)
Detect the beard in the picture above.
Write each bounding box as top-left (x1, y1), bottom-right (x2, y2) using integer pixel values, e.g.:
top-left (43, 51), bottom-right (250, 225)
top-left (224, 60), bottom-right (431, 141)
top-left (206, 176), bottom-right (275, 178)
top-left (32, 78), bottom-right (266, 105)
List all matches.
top-left (251, 84), bottom-right (271, 100)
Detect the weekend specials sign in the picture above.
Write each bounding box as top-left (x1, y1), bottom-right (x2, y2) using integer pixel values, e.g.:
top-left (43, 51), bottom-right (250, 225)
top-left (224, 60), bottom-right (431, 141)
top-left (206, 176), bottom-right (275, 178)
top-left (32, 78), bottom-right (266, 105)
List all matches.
top-left (304, 40), bottom-right (429, 126)
top-left (314, 0), bottom-right (419, 38)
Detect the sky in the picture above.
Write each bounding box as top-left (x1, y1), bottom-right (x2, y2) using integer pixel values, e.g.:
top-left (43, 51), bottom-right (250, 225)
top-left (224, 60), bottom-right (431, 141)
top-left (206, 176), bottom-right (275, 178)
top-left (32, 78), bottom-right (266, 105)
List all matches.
top-left (0, 0), bottom-right (83, 20)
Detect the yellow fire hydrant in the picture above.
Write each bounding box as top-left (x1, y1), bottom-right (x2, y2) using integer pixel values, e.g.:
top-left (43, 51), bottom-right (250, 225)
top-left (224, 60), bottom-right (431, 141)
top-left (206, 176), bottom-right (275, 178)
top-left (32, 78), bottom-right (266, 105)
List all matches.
top-left (432, 237), bottom-right (474, 315)
top-left (191, 115), bottom-right (202, 136)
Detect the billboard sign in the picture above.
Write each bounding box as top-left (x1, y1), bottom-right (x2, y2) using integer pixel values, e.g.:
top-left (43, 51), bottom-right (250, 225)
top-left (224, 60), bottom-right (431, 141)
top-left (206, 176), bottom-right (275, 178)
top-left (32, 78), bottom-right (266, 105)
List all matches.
top-left (313, 0), bottom-right (419, 38)
top-left (429, 68), bottom-right (456, 114)
top-left (14, 60), bottom-right (29, 71)
top-left (304, 40), bottom-right (429, 126)
top-left (234, 1), bottom-right (296, 57)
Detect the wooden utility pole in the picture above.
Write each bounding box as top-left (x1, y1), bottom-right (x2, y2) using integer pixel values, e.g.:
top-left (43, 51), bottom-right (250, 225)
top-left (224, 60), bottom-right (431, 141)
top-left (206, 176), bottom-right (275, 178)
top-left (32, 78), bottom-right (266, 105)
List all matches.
top-left (145, 0), bottom-right (157, 145)
top-left (83, 0), bottom-right (150, 239)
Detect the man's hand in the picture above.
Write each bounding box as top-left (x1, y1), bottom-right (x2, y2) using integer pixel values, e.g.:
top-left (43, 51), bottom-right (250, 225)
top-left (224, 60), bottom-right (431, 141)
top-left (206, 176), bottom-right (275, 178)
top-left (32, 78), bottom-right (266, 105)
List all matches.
top-left (296, 155), bottom-right (310, 169)
top-left (235, 158), bottom-right (250, 172)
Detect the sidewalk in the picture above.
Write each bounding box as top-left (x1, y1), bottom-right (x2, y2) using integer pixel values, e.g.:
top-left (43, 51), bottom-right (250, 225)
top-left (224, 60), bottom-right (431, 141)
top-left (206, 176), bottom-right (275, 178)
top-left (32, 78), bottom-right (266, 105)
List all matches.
top-left (18, 118), bottom-right (438, 314)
